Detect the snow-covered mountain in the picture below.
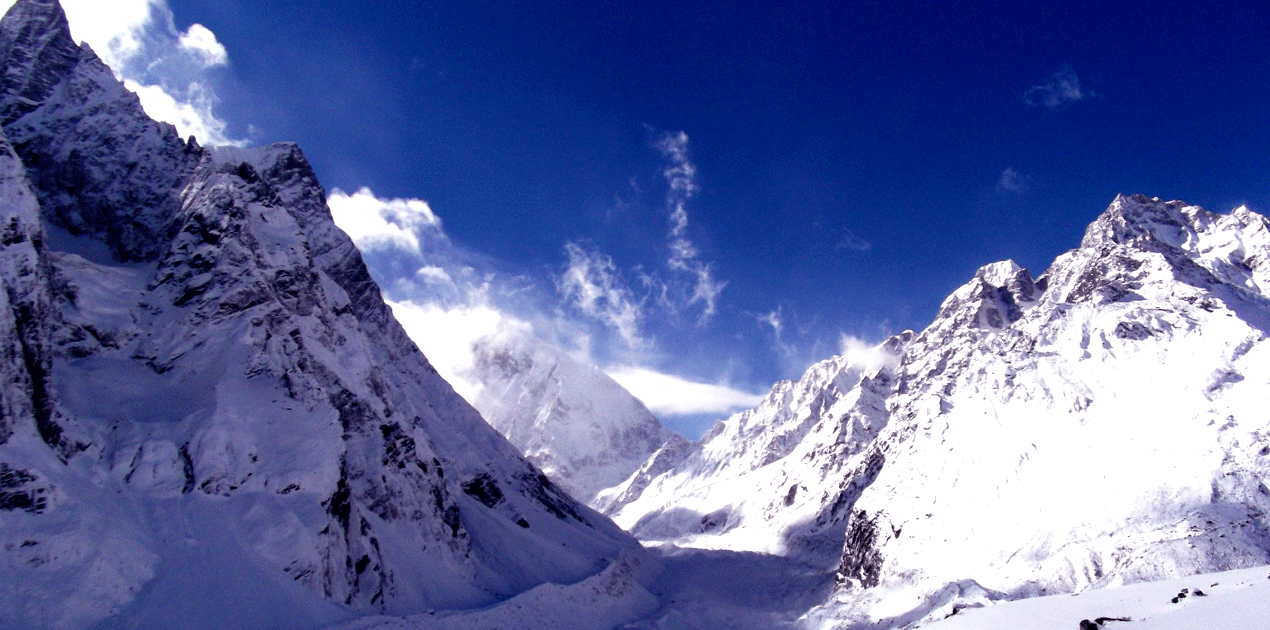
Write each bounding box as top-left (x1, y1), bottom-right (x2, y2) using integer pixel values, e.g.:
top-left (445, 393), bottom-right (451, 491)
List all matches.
top-left (819, 194), bottom-right (1270, 627)
top-left (598, 332), bottom-right (908, 565)
top-left (465, 329), bottom-right (677, 506)
top-left (0, 1), bottom-right (641, 628)
top-left (608, 194), bottom-right (1270, 627)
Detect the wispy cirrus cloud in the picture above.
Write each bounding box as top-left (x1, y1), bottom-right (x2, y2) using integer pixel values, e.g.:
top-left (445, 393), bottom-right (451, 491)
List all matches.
top-left (0, 0), bottom-right (244, 146)
top-left (835, 229), bottom-right (872, 252)
top-left (997, 167), bottom-right (1029, 194)
top-left (1024, 65), bottom-right (1090, 108)
top-left (558, 129), bottom-right (729, 348)
top-left (558, 242), bottom-right (648, 349)
top-left (656, 131), bottom-right (727, 323)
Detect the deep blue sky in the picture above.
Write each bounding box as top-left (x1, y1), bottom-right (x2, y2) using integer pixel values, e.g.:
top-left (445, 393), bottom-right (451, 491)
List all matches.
top-left (167, 1), bottom-right (1270, 420)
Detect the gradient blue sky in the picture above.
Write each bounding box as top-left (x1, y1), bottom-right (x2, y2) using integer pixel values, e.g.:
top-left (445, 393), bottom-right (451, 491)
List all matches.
top-left (33, 1), bottom-right (1270, 436)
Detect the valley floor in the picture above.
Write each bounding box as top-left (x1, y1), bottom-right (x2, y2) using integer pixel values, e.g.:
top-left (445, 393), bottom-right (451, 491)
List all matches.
top-left (323, 551), bottom-right (1270, 630)
top-left (320, 542), bottom-right (838, 630)
top-left (619, 543), bottom-right (837, 630)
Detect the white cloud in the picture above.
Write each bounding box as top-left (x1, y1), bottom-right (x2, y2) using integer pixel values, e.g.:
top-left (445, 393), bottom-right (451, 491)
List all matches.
top-left (997, 167), bottom-right (1029, 194)
top-left (1024, 65), bottom-right (1089, 108)
top-left (388, 299), bottom-right (531, 402)
top-left (606, 365), bottom-right (763, 416)
top-left (757, 305), bottom-right (800, 371)
top-left (325, 186), bottom-right (522, 404)
top-left (559, 242), bottom-right (647, 349)
top-left (758, 309), bottom-right (782, 338)
top-left (839, 333), bottom-right (902, 373)
top-left (177, 23), bottom-right (227, 67)
top-left (57, 0), bottom-right (152, 70)
top-left (124, 80), bottom-right (233, 149)
top-left (328, 186), bottom-right (442, 256)
top-left (415, 265), bottom-right (454, 285)
top-left (0, 0), bottom-right (247, 146)
top-left (656, 131), bottom-right (698, 198)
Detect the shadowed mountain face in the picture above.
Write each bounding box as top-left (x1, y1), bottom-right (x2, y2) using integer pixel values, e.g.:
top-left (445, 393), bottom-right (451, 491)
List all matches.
top-left (0, 1), bottom-right (639, 628)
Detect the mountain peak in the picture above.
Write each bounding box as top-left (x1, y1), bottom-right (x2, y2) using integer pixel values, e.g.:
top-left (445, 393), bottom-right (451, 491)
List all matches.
top-left (932, 260), bottom-right (1039, 333)
top-left (0, 2), bottom-right (200, 263)
top-left (974, 259), bottom-right (1023, 287)
top-left (0, 0), bottom-right (79, 124)
top-left (1080, 193), bottom-right (1202, 252)
top-left (0, 0), bottom-right (72, 44)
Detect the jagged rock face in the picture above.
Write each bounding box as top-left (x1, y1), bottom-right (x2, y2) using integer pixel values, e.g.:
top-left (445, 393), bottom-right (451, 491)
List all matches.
top-left (0, 121), bottom-right (56, 451)
top-left (0, 1), bottom-right (637, 628)
top-left (600, 332), bottom-right (910, 565)
top-left (466, 331), bottom-right (675, 505)
top-left (818, 194), bottom-right (1270, 627)
top-left (0, 0), bottom-right (199, 262)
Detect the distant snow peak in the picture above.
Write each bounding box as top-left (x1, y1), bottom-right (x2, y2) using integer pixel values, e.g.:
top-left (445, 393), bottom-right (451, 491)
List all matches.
top-left (465, 330), bottom-right (675, 506)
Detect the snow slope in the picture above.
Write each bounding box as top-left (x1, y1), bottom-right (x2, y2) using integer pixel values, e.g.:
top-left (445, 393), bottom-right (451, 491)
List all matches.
top-left (921, 564), bottom-right (1270, 630)
top-left (0, 2), bottom-right (640, 628)
top-left (328, 549), bottom-right (660, 630)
